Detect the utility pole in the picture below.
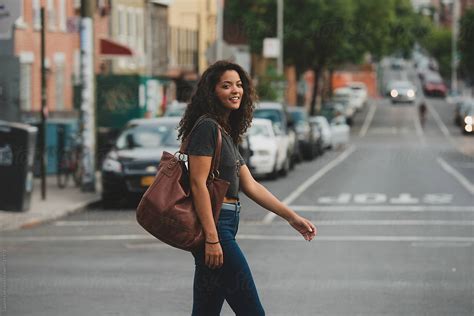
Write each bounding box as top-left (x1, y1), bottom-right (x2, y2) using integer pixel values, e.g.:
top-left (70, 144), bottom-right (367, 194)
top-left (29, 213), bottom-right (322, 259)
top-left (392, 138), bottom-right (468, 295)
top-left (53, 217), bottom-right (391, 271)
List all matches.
top-left (277, 0), bottom-right (283, 76)
top-left (451, 0), bottom-right (460, 93)
top-left (40, 7), bottom-right (47, 200)
top-left (80, 0), bottom-right (96, 192)
top-left (216, 0), bottom-right (224, 61)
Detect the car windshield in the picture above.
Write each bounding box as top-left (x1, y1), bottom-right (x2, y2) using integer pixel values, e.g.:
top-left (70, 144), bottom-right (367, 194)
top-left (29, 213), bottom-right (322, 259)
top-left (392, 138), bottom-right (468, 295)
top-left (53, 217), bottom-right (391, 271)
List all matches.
top-left (254, 109), bottom-right (284, 133)
top-left (392, 81), bottom-right (413, 89)
top-left (289, 110), bottom-right (306, 123)
top-left (249, 124), bottom-right (272, 137)
top-left (115, 124), bottom-right (179, 149)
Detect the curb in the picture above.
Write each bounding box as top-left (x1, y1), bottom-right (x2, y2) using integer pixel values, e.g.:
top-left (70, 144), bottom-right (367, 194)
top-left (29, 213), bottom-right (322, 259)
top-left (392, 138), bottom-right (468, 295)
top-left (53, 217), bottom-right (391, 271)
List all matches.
top-left (3, 197), bottom-right (102, 232)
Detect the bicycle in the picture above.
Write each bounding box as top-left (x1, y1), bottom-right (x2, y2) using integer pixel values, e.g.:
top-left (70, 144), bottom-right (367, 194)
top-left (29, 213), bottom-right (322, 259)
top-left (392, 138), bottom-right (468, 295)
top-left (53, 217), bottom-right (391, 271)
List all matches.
top-left (57, 134), bottom-right (83, 189)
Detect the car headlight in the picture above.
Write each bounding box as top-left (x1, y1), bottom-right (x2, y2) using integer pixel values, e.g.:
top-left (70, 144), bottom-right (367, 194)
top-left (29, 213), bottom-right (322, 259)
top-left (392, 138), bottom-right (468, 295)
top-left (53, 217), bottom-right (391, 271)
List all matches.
top-left (465, 116), bottom-right (473, 125)
top-left (390, 90), bottom-right (398, 98)
top-left (102, 154), bottom-right (122, 173)
top-left (407, 90), bottom-right (415, 98)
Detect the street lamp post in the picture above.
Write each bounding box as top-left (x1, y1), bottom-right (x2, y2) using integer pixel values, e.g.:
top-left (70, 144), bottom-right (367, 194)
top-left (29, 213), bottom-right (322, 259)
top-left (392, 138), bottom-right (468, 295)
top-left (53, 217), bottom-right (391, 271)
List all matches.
top-left (277, 0), bottom-right (283, 76)
top-left (451, 0), bottom-right (460, 93)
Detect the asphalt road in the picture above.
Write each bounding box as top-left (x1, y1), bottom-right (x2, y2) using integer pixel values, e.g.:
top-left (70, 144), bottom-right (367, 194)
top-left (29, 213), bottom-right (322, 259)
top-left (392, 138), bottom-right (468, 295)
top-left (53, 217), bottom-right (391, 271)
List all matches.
top-left (1, 61), bottom-right (473, 316)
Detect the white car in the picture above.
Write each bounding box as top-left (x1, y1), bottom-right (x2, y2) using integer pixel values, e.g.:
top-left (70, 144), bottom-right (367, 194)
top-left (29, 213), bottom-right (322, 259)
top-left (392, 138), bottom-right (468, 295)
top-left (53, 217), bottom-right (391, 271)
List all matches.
top-left (309, 116), bottom-right (332, 149)
top-left (253, 102), bottom-right (293, 174)
top-left (333, 87), bottom-right (357, 125)
top-left (347, 82), bottom-right (368, 110)
top-left (247, 118), bottom-right (287, 179)
top-left (330, 116), bottom-right (350, 147)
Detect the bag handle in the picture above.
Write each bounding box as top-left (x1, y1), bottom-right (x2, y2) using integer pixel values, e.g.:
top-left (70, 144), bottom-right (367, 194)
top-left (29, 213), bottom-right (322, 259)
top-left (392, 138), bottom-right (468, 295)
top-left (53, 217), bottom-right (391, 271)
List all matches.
top-left (180, 115), bottom-right (223, 179)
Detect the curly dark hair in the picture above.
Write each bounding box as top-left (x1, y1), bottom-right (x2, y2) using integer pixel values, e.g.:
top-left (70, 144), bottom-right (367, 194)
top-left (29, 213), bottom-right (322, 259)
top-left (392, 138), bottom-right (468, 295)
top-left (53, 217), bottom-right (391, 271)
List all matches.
top-left (178, 60), bottom-right (257, 144)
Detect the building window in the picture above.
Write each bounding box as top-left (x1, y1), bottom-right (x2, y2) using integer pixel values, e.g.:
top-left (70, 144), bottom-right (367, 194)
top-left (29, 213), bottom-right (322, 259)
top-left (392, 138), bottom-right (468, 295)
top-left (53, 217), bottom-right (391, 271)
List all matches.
top-left (55, 63), bottom-right (65, 110)
top-left (20, 63), bottom-right (32, 111)
top-left (33, 0), bottom-right (41, 30)
top-left (14, 0), bottom-right (27, 28)
top-left (47, 0), bottom-right (56, 30)
top-left (117, 7), bottom-right (127, 43)
top-left (59, 0), bottom-right (67, 32)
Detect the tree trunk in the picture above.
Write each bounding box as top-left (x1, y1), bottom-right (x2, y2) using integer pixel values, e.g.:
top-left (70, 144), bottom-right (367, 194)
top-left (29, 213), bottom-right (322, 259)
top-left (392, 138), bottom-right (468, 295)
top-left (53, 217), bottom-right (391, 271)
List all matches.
top-left (309, 66), bottom-right (321, 116)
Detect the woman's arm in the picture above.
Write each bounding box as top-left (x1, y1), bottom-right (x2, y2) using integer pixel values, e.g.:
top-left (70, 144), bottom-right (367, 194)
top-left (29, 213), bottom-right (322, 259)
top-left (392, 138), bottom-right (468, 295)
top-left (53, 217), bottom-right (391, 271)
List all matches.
top-left (240, 165), bottom-right (317, 241)
top-left (189, 155), bottom-right (223, 269)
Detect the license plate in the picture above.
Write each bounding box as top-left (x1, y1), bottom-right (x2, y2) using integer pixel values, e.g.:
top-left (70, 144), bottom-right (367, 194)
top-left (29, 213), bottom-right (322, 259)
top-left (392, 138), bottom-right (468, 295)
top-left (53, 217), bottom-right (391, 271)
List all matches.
top-left (140, 176), bottom-right (155, 187)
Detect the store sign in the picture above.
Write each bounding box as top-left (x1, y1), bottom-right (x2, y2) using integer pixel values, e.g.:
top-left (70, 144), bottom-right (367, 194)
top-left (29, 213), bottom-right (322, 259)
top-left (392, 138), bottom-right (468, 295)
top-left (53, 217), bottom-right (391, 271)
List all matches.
top-left (263, 38), bottom-right (280, 58)
top-left (0, 0), bottom-right (21, 39)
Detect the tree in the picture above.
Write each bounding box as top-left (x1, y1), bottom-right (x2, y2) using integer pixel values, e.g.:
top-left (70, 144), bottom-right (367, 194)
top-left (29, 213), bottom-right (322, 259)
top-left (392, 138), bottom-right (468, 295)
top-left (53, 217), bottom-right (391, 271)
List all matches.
top-left (459, 9), bottom-right (474, 82)
top-left (421, 27), bottom-right (452, 78)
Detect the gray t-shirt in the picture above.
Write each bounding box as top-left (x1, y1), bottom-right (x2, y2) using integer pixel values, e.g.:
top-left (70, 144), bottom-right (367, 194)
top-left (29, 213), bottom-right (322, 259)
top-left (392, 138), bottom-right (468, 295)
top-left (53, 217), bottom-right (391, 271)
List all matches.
top-left (186, 118), bottom-right (245, 199)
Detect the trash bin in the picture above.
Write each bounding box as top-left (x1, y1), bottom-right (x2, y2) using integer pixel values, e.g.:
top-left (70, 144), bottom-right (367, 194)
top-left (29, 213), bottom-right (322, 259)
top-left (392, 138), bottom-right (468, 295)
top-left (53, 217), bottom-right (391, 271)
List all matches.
top-left (0, 121), bottom-right (37, 212)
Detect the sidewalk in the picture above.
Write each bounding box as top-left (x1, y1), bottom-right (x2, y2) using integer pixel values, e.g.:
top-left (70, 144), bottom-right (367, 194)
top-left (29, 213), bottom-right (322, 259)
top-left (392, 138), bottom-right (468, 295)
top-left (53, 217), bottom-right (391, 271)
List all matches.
top-left (0, 173), bottom-right (101, 231)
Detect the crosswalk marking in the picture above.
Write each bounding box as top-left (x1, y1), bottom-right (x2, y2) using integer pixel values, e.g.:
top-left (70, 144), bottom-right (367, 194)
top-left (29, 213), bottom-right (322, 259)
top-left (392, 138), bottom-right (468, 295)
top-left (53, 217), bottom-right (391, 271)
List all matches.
top-left (290, 205), bottom-right (474, 212)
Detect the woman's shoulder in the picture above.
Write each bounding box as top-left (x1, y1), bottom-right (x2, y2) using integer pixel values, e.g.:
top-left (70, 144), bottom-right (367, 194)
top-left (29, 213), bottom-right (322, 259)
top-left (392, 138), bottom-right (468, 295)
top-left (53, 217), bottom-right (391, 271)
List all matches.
top-left (194, 117), bottom-right (220, 132)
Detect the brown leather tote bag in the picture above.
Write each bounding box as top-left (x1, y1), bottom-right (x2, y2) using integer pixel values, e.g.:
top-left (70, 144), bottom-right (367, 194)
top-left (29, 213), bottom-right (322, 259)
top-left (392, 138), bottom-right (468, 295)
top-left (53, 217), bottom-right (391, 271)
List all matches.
top-left (136, 117), bottom-right (230, 252)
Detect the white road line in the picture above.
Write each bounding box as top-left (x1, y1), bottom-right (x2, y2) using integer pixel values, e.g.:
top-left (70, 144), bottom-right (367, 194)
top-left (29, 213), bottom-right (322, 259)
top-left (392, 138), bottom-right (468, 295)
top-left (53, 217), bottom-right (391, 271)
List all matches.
top-left (4, 234), bottom-right (474, 243)
top-left (262, 145), bottom-right (357, 224)
top-left (289, 205), bottom-right (474, 212)
top-left (437, 157), bottom-right (474, 195)
top-left (425, 102), bottom-right (452, 138)
top-left (237, 235), bottom-right (474, 243)
top-left (52, 218), bottom-right (474, 227)
top-left (293, 220), bottom-right (474, 226)
top-left (359, 102), bottom-right (377, 137)
top-left (55, 220), bottom-right (134, 226)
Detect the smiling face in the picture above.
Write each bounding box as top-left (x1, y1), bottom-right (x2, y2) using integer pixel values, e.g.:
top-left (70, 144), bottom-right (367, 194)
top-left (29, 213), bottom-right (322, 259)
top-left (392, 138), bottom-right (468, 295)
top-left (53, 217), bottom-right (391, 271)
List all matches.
top-left (215, 70), bottom-right (244, 112)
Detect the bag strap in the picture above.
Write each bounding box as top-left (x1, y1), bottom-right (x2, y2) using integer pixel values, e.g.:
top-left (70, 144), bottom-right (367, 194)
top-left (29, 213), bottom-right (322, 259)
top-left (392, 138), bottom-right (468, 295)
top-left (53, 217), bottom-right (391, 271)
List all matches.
top-left (180, 115), bottom-right (223, 178)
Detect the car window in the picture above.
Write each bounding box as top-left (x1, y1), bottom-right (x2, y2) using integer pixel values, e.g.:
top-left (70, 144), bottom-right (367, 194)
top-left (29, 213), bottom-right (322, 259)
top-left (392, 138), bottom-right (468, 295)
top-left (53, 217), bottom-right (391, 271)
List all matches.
top-left (115, 124), bottom-right (179, 149)
top-left (249, 124), bottom-right (272, 137)
top-left (254, 109), bottom-right (285, 134)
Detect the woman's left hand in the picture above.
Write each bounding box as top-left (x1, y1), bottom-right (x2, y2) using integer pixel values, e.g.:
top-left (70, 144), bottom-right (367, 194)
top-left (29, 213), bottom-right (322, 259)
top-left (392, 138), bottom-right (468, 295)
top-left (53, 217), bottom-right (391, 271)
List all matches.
top-left (288, 215), bottom-right (317, 241)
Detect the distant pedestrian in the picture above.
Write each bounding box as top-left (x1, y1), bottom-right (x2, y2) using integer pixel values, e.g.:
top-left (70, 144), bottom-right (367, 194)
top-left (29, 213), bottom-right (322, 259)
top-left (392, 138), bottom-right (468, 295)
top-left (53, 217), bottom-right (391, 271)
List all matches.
top-left (178, 61), bottom-right (317, 315)
top-left (419, 101), bottom-right (427, 127)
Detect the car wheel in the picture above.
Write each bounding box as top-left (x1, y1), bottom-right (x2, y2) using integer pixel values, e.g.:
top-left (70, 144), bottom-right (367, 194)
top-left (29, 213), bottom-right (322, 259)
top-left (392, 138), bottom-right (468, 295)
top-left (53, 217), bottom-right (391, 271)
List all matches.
top-left (280, 156), bottom-right (290, 177)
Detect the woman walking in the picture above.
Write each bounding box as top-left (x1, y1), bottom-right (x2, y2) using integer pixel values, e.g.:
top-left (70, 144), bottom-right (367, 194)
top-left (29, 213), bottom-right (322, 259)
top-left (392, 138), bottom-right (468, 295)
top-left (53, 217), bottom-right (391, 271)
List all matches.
top-left (178, 61), bottom-right (317, 316)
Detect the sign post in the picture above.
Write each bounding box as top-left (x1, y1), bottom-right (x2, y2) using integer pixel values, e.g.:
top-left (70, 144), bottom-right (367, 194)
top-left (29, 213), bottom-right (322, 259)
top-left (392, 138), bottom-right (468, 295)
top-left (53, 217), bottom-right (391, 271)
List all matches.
top-left (80, 0), bottom-right (96, 192)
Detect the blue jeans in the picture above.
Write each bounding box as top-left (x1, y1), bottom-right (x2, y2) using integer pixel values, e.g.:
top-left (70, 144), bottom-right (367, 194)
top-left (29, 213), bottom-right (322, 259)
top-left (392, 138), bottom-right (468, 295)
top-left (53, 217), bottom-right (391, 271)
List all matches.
top-left (191, 203), bottom-right (265, 316)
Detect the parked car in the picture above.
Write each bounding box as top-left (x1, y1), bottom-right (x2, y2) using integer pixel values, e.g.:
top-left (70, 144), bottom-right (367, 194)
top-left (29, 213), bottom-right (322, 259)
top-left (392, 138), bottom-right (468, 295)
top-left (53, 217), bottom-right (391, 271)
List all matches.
top-left (309, 116), bottom-right (332, 150)
top-left (101, 117), bottom-right (181, 208)
top-left (330, 116), bottom-right (350, 147)
top-left (163, 101), bottom-right (187, 117)
top-left (287, 107), bottom-right (319, 160)
top-left (347, 82), bottom-right (368, 110)
top-left (459, 102), bottom-right (474, 134)
top-left (318, 101), bottom-right (346, 122)
top-left (247, 118), bottom-right (283, 179)
top-left (453, 98), bottom-right (473, 126)
top-left (253, 102), bottom-right (296, 172)
top-left (333, 87), bottom-right (357, 125)
top-left (422, 72), bottom-right (447, 97)
top-left (387, 80), bottom-right (417, 104)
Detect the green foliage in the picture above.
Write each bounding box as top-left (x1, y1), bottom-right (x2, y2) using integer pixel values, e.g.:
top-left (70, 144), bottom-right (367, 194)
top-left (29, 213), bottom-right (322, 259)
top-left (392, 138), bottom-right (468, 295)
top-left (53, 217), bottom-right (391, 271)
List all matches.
top-left (459, 9), bottom-right (474, 81)
top-left (256, 65), bottom-right (286, 101)
top-left (421, 27), bottom-right (452, 78)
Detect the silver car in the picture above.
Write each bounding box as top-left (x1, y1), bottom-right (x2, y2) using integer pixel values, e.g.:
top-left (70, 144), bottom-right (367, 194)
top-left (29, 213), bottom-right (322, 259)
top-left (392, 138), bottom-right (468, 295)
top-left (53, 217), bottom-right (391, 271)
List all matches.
top-left (388, 80), bottom-right (417, 104)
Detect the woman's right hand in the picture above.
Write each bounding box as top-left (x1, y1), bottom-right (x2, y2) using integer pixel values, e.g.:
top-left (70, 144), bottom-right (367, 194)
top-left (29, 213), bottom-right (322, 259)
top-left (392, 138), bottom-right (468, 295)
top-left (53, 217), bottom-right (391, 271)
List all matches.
top-left (205, 242), bottom-right (224, 269)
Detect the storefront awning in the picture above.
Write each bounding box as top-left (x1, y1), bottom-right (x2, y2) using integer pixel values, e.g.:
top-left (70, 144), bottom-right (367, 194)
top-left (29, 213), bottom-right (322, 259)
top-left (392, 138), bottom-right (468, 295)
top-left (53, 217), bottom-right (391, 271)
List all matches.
top-left (99, 38), bottom-right (133, 57)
